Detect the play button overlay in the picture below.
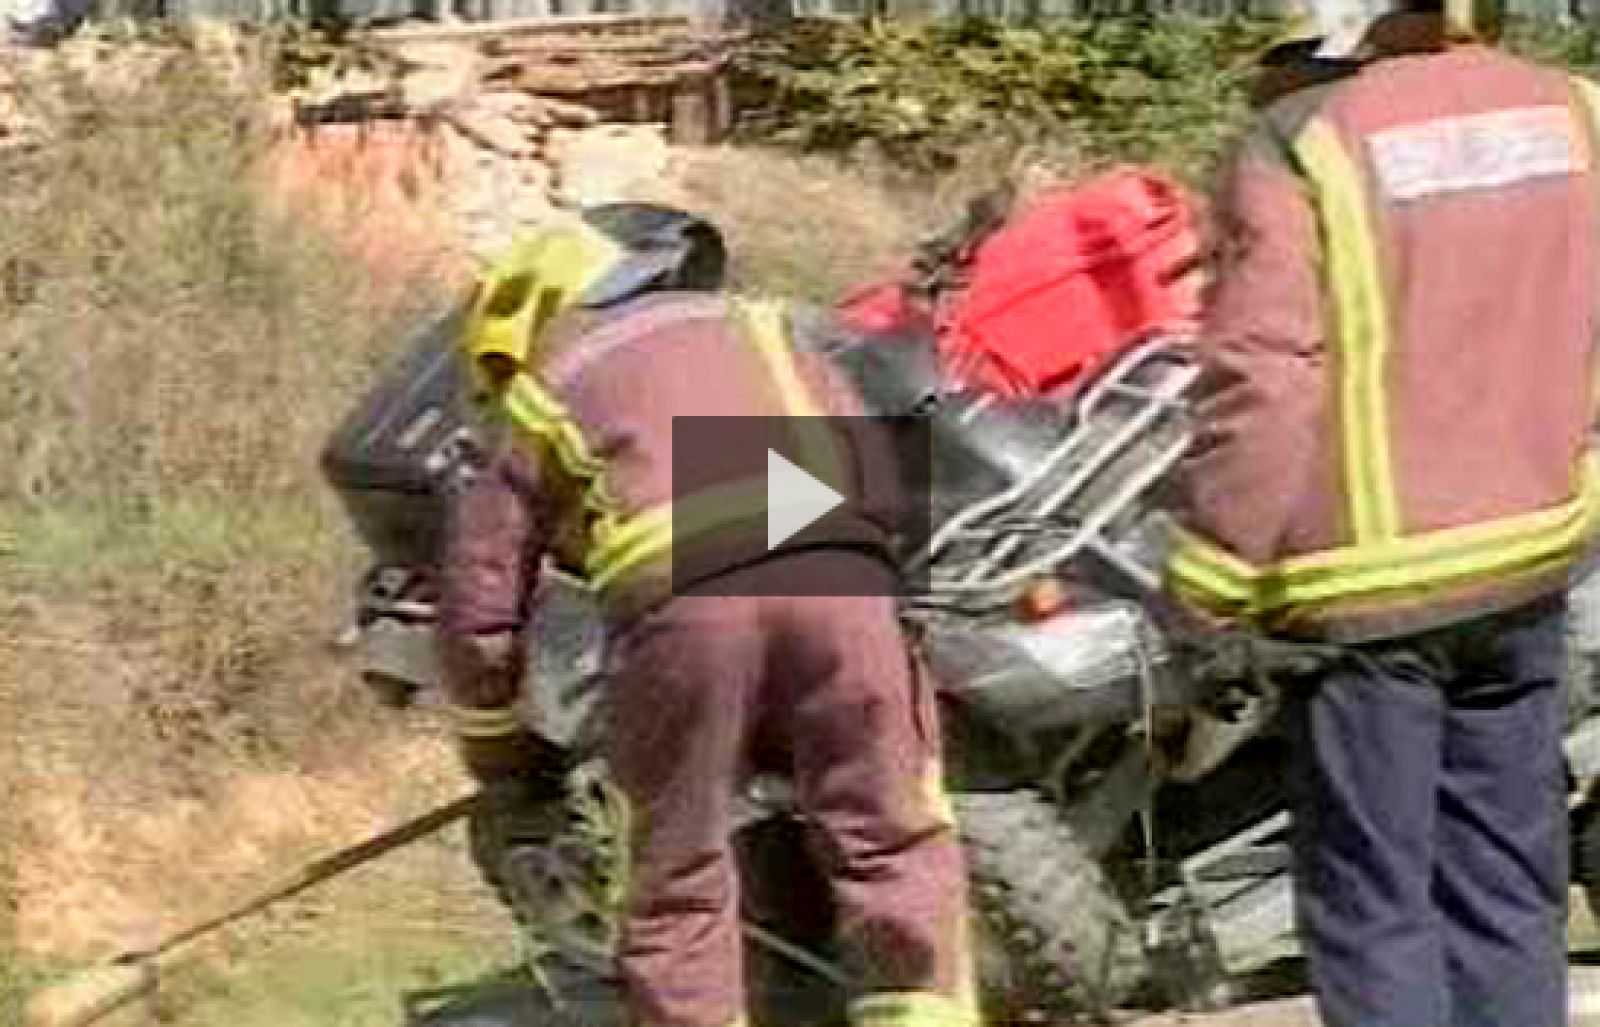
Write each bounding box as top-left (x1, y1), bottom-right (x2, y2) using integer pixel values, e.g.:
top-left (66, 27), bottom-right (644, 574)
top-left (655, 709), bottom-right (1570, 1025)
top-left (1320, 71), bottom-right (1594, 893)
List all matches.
top-left (767, 449), bottom-right (844, 549)
top-left (671, 415), bottom-right (931, 598)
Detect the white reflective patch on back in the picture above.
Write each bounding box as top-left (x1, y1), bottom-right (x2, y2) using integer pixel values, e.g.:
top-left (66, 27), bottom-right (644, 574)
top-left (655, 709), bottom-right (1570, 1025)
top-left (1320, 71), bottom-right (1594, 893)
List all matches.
top-left (1367, 106), bottom-right (1585, 202)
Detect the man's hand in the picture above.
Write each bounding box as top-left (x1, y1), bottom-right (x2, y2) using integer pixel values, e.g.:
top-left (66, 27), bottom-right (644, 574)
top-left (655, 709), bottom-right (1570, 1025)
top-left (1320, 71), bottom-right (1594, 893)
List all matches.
top-left (452, 705), bottom-right (573, 805)
top-left (1178, 627), bottom-right (1343, 687)
top-left (1183, 627), bottom-right (1259, 685)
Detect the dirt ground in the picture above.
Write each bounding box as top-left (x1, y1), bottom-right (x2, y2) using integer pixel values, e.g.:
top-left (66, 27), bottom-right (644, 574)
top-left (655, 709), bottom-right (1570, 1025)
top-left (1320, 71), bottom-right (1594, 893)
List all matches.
top-left (1111, 892), bottom-right (1600, 1027)
top-left (1126, 997), bottom-right (1316, 1027)
top-left (1125, 965), bottom-right (1600, 1026)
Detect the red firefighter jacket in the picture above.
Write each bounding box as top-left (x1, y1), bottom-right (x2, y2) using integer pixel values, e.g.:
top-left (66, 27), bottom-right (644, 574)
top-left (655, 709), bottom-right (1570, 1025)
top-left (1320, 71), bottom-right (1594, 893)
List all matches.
top-left (1167, 43), bottom-right (1600, 642)
top-left (438, 291), bottom-right (902, 710)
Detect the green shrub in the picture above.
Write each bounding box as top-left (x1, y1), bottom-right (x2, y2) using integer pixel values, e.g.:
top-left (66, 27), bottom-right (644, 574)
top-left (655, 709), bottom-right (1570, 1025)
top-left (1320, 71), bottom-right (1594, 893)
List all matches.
top-left (1505, 16), bottom-right (1600, 78)
top-left (736, 15), bottom-right (1600, 181)
top-left (734, 17), bottom-right (1283, 180)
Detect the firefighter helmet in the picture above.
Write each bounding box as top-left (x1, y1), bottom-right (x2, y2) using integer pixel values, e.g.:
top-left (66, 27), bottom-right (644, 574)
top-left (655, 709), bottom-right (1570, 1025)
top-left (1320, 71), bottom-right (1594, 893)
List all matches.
top-left (1272, 0), bottom-right (1500, 59)
top-left (462, 205), bottom-right (727, 381)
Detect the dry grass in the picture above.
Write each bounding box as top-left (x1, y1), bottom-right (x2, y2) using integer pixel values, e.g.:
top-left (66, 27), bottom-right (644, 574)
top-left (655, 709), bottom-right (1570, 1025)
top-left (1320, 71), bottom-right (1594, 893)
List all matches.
top-left (0, 29), bottom-right (1044, 1021)
top-left (0, 35), bottom-right (474, 983)
top-left (646, 146), bottom-right (918, 303)
top-left (4, 615), bottom-right (468, 957)
top-left (647, 141), bottom-right (1079, 305)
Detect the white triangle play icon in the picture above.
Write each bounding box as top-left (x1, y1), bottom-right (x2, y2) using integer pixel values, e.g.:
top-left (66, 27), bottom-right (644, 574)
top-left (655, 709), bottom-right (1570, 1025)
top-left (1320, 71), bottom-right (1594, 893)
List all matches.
top-left (767, 449), bottom-right (844, 550)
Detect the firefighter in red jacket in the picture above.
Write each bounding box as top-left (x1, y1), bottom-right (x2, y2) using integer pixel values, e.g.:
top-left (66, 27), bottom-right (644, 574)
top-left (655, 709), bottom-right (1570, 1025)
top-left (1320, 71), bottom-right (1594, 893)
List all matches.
top-left (437, 204), bottom-right (978, 1027)
top-left (1167, 2), bottom-right (1600, 1024)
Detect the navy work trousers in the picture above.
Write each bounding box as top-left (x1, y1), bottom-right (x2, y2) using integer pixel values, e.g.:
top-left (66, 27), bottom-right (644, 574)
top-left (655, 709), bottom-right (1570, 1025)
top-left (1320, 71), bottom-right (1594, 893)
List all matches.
top-left (1284, 596), bottom-right (1570, 1027)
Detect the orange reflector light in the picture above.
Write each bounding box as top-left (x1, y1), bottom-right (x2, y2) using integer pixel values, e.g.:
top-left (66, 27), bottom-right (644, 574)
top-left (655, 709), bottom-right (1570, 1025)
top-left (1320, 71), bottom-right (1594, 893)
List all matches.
top-left (1016, 577), bottom-right (1070, 622)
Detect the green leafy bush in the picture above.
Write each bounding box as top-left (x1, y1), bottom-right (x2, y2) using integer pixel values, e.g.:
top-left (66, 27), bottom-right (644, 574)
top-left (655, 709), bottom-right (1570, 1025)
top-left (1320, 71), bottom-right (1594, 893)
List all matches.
top-left (1505, 16), bottom-right (1600, 78)
top-left (736, 15), bottom-right (1600, 180)
top-left (734, 17), bottom-right (1283, 179)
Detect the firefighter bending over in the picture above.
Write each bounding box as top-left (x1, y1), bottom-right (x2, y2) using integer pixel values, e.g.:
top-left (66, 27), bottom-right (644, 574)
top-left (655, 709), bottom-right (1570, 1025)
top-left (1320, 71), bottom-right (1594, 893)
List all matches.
top-left (436, 204), bottom-right (979, 1027)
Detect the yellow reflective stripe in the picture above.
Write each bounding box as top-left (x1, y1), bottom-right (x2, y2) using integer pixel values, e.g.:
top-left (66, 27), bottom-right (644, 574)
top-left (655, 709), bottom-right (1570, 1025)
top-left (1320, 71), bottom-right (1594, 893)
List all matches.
top-left (1281, 494), bottom-right (1594, 606)
top-left (1168, 458), bottom-right (1600, 614)
top-left (1277, 464), bottom-right (1596, 585)
top-left (1293, 119), bottom-right (1400, 543)
top-left (1169, 578), bottom-right (1253, 624)
top-left (737, 299), bottom-right (850, 493)
top-left (738, 299), bottom-right (821, 418)
top-left (1569, 75), bottom-right (1600, 170)
top-left (486, 300), bottom-right (856, 597)
top-left (850, 991), bottom-right (979, 1027)
top-left (1292, 536), bottom-right (1578, 625)
top-left (588, 507), bottom-right (670, 590)
top-left (449, 704), bottom-right (522, 739)
top-left (586, 479), bottom-right (770, 591)
top-left (950, 913), bottom-right (979, 1023)
top-left (497, 374), bottom-right (623, 538)
top-left (494, 372), bottom-right (632, 583)
top-left (501, 374), bottom-right (606, 486)
top-left (588, 518), bottom-right (670, 591)
top-left (587, 303), bottom-right (854, 591)
top-left (922, 763), bottom-right (956, 830)
top-left (1167, 527), bottom-right (1264, 607)
top-left (1567, 76), bottom-right (1600, 423)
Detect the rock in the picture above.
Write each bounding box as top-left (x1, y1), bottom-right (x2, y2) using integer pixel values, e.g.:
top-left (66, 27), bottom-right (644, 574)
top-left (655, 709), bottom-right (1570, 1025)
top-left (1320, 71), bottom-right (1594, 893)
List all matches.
top-left (516, 158), bottom-right (554, 195)
top-left (445, 107), bottom-right (534, 159)
top-left (485, 91), bottom-right (596, 130)
top-left (474, 88), bottom-right (537, 120)
top-left (301, 67), bottom-right (393, 107)
top-left (543, 126), bottom-right (580, 159)
top-left (551, 124), bottom-right (669, 207)
top-left (529, 94), bottom-right (601, 128)
top-left (388, 39), bottom-right (479, 78)
top-left (403, 65), bottom-right (473, 113)
top-left (0, 88), bottom-right (20, 136)
top-left (509, 188), bottom-right (555, 227)
top-left (438, 119), bottom-right (483, 179)
top-left (453, 152), bottom-right (549, 260)
top-left (509, 102), bottom-right (555, 129)
top-left (478, 54), bottom-right (529, 85)
top-left (378, 40), bottom-right (477, 113)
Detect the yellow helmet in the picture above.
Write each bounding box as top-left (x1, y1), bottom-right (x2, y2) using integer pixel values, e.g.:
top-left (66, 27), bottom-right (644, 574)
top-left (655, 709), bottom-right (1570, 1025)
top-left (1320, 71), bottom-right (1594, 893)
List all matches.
top-left (463, 221), bottom-right (625, 385)
top-left (461, 204), bottom-right (728, 387)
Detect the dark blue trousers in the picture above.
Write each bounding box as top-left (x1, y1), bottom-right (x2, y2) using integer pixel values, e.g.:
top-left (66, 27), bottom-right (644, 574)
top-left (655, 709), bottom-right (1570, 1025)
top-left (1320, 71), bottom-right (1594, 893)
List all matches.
top-left (1284, 596), bottom-right (1570, 1027)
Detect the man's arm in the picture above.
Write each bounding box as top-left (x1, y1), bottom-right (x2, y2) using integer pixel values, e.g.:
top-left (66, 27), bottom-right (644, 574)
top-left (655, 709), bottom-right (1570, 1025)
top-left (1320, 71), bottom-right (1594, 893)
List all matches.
top-left (1165, 125), bottom-right (1327, 624)
top-left (438, 437), bottom-right (568, 788)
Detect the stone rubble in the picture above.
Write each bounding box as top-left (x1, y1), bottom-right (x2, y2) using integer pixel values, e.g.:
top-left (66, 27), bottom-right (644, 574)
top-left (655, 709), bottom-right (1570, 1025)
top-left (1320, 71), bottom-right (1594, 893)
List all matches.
top-left (356, 22), bottom-right (719, 254)
top-left (0, 19), bottom-right (714, 258)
